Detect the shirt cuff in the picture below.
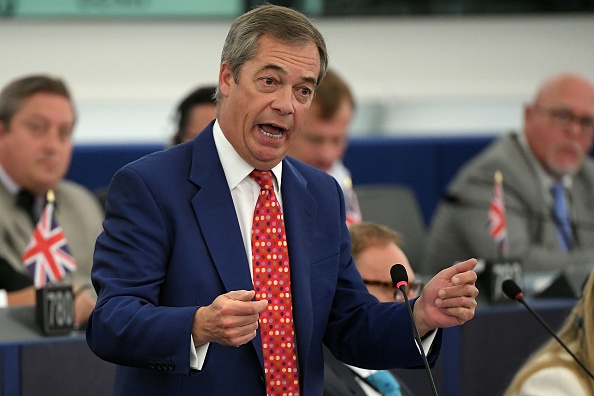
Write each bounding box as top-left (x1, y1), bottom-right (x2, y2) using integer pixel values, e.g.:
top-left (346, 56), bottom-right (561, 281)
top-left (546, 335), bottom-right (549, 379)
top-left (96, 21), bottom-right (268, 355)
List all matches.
top-left (419, 329), bottom-right (437, 354)
top-left (190, 335), bottom-right (210, 370)
top-left (0, 289), bottom-right (7, 308)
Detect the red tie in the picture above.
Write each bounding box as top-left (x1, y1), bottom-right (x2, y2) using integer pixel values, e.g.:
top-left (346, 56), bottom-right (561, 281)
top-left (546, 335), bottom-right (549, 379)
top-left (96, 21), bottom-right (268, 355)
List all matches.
top-left (250, 170), bottom-right (300, 396)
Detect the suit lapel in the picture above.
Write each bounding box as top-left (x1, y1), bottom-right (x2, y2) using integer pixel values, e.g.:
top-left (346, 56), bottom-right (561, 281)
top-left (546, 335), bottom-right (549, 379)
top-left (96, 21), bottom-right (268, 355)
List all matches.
top-left (281, 160), bottom-right (317, 374)
top-left (0, 186), bottom-right (34, 265)
top-left (188, 128), bottom-right (255, 295)
top-left (188, 128), bottom-right (265, 366)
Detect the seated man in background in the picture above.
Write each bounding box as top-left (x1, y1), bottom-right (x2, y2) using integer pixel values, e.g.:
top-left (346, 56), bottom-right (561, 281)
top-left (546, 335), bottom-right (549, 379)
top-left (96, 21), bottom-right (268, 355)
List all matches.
top-left (287, 68), bottom-right (362, 225)
top-left (422, 73), bottom-right (594, 295)
top-left (0, 74), bottom-right (104, 326)
top-left (170, 84), bottom-right (217, 145)
top-left (324, 222), bottom-right (420, 396)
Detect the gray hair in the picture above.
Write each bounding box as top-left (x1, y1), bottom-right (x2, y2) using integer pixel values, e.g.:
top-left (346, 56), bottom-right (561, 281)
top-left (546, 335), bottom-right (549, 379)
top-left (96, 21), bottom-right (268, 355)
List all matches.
top-left (215, 4), bottom-right (328, 103)
top-left (0, 74), bottom-right (75, 127)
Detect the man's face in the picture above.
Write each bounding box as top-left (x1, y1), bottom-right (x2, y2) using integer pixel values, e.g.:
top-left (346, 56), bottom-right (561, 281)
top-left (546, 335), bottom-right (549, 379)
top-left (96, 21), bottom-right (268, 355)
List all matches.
top-left (288, 99), bottom-right (352, 172)
top-left (182, 103), bottom-right (217, 143)
top-left (217, 35), bottom-right (320, 170)
top-left (524, 78), bottom-right (594, 178)
top-left (0, 93), bottom-right (74, 195)
top-left (356, 242), bottom-right (416, 303)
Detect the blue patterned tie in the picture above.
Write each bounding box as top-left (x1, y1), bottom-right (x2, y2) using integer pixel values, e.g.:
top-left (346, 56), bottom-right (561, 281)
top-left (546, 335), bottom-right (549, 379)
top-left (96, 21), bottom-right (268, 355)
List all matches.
top-left (551, 182), bottom-right (573, 251)
top-left (366, 370), bottom-right (402, 396)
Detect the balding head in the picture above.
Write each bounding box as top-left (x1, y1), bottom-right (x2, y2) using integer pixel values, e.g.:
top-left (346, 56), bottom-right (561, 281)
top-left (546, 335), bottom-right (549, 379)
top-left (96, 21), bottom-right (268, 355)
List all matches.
top-left (524, 73), bottom-right (594, 178)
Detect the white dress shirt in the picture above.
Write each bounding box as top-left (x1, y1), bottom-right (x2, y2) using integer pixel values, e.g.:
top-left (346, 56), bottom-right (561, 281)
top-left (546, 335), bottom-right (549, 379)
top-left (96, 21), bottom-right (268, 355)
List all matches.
top-left (190, 121), bottom-right (283, 369)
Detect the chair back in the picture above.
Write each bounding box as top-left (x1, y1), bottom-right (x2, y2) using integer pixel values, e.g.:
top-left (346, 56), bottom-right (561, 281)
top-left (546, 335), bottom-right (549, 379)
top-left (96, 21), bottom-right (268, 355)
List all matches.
top-left (355, 184), bottom-right (427, 267)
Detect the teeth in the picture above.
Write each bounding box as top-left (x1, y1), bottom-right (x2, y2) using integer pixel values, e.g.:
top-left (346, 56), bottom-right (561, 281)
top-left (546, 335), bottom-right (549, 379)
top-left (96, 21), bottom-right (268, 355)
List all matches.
top-left (260, 126), bottom-right (284, 139)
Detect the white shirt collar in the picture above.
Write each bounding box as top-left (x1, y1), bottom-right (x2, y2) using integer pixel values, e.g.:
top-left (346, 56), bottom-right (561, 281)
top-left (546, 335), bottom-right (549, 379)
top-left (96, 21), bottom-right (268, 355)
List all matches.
top-left (0, 163), bottom-right (23, 195)
top-left (213, 120), bottom-right (283, 192)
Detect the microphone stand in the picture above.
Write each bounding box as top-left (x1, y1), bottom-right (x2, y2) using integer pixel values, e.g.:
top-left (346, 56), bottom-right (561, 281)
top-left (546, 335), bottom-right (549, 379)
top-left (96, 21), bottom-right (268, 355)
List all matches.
top-left (503, 279), bottom-right (594, 381)
top-left (516, 296), bottom-right (594, 381)
top-left (399, 286), bottom-right (439, 396)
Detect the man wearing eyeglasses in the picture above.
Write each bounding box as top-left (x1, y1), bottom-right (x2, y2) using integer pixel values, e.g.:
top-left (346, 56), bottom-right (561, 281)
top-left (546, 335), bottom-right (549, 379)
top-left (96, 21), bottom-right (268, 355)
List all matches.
top-left (324, 222), bottom-right (420, 396)
top-left (422, 72), bottom-right (594, 296)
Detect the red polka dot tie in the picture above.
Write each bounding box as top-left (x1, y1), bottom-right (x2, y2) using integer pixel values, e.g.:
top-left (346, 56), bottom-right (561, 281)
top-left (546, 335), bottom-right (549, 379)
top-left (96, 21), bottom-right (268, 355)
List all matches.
top-left (250, 170), bottom-right (300, 396)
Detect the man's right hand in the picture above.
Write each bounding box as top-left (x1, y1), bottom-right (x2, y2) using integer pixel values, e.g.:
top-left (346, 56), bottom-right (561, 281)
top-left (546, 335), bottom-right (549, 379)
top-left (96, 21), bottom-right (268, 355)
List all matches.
top-left (192, 290), bottom-right (268, 347)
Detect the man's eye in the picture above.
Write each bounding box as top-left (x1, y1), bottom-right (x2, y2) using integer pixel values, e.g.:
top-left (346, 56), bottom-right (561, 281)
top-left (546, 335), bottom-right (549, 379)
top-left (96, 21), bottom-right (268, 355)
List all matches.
top-left (263, 77), bottom-right (274, 85)
top-left (556, 111), bottom-right (572, 122)
top-left (300, 88), bottom-right (312, 96)
top-left (27, 122), bottom-right (44, 133)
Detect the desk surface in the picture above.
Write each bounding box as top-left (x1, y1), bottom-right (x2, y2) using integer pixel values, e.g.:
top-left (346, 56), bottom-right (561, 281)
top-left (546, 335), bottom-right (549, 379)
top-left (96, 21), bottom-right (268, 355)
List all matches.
top-left (0, 306), bottom-right (115, 396)
top-left (0, 305), bottom-right (85, 343)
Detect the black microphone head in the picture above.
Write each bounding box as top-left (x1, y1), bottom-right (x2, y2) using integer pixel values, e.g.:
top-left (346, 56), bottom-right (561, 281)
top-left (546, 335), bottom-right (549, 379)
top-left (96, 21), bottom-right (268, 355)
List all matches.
top-left (390, 264), bottom-right (408, 287)
top-left (502, 279), bottom-right (523, 301)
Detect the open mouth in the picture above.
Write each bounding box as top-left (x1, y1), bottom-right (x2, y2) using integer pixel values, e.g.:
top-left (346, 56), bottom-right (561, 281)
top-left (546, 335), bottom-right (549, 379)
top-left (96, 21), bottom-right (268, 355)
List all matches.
top-left (259, 124), bottom-right (287, 139)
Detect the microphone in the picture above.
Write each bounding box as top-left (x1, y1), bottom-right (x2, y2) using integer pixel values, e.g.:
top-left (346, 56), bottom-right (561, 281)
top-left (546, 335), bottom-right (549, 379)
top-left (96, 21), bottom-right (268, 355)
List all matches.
top-left (390, 264), bottom-right (439, 396)
top-left (502, 279), bottom-right (594, 381)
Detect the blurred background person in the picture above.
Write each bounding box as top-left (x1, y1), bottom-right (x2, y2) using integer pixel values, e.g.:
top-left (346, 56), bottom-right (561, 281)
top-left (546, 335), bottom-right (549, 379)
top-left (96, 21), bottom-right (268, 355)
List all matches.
top-left (170, 84), bottom-right (217, 145)
top-left (0, 74), bottom-right (104, 327)
top-left (288, 68), bottom-right (362, 225)
top-left (504, 271), bottom-right (594, 395)
top-left (94, 84), bottom-right (218, 208)
top-left (422, 73), bottom-right (594, 295)
top-left (324, 222), bottom-right (420, 396)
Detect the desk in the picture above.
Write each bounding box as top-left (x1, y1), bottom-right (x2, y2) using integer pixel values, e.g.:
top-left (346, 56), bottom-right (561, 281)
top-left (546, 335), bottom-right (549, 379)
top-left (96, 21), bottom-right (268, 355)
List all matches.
top-left (0, 306), bottom-right (115, 396)
top-left (1, 300), bottom-right (576, 396)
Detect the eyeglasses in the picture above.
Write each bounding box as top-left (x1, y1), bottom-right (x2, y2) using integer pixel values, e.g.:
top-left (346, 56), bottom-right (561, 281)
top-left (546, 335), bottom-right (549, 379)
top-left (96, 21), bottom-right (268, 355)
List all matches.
top-left (533, 105), bottom-right (594, 135)
top-left (362, 279), bottom-right (424, 302)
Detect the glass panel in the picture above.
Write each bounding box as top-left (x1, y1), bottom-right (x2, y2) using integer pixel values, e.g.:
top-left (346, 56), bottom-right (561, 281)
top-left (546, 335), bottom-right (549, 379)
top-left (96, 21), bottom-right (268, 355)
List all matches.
top-left (0, 0), bottom-right (242, 18)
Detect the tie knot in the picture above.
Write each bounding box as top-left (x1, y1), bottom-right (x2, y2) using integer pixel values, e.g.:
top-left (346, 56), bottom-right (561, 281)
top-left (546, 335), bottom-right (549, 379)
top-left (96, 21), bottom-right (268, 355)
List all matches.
top-left (551, 181), bottom-right (565, 197)
top-left (16, 189), bottom-right (35, 210)
top-left (250, 170), bottom-right (274, 190)
top-left (16, 189), bottom-right (38, 225)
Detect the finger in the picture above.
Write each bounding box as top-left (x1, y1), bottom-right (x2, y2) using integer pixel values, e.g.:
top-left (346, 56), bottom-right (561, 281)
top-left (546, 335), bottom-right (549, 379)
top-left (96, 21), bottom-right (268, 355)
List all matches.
top-left (438, 305), bottom-right (476, 323)
top-left (449, 270), bottom-right (478, 287)
top-left (225, 289), bottom-right (256, 301)
top-left (438, 258), bottom-right (477, 279)
top-left (221, 298), bottom-right (268, 318)
top-left (226, 324), bottom-right (261, 347)
top-left (223, 318), bottom-right (261, 344)
top-left (439, 284), bottom-right (479, 300)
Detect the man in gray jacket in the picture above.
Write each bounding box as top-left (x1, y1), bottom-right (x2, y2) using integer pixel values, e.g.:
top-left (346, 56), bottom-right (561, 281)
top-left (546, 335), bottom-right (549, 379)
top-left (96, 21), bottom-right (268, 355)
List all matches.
top-left (422, 73), bottom-right (594, 295)
top-left (0, 75), bottom-right (104, 325)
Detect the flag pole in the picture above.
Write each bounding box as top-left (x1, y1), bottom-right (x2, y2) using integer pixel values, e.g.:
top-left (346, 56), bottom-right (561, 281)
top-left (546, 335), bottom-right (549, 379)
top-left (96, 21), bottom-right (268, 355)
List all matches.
top-left (46, 189), bottom-right (55, 204)
top-left (494, 171), bottom-right (505, 262)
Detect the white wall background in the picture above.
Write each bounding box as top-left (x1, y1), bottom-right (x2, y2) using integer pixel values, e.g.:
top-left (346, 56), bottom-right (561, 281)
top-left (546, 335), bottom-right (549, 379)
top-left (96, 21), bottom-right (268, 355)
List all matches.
top-left (1, 15), bottom-right (594, 143)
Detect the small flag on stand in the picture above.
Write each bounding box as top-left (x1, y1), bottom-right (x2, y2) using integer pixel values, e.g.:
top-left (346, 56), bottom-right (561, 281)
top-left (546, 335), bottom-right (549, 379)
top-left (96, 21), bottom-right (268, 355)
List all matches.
top-left (487, 171), bottom-right (508, 257)
top-left (22, 190), bottom-right (77, 289)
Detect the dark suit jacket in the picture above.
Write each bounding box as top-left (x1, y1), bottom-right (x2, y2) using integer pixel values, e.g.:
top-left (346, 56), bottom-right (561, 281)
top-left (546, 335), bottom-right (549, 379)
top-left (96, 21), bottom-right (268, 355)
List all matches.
top-left (0, 256), bottom-right (33, 291)
top-left (86, 124), bottom-right (441, 395)
top-left (324, 346), bottom-right (416, 396)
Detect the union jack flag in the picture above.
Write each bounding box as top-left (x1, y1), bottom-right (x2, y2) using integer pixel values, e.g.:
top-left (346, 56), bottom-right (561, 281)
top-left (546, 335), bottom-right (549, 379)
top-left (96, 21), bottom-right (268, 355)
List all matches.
top-left (487, 171), bottom-right (508, 256)
top-left (22, 191), bottom-right (77, 289)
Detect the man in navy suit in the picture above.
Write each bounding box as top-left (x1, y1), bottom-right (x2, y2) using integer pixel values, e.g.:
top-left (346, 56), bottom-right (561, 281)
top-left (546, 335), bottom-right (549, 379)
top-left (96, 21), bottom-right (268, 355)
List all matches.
top-left (86, 4), bottom-right (478, 395)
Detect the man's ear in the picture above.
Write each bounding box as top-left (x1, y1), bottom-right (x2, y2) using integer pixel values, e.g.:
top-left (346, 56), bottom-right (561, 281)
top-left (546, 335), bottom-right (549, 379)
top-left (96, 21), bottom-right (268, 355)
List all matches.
top-left (218, 62), bottom-right (233, 97)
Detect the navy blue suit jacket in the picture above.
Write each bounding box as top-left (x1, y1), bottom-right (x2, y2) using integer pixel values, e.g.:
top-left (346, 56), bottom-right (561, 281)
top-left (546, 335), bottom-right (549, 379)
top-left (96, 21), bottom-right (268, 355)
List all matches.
top-left (86, 125), bottom-right (441, 395)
